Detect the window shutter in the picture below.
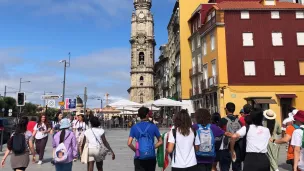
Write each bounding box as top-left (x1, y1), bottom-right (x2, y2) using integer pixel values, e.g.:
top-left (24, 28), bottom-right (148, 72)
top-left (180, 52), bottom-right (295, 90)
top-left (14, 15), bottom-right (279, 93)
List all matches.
top-left (296, 11), bottom-right (304, 19)
top-left (244, 61), bottom-right (256, 76)
top-left (297, 32), bottom-right (304, 45)
top-left (274, 61), bottom-right (285, 76)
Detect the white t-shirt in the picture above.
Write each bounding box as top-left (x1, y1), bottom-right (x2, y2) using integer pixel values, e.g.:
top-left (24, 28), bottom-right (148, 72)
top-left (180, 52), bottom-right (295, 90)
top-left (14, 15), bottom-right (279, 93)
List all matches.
top-left (73, 121), bottom-right (88, 138)
top-left (84, 128), bottom-right (105, 148)
top-left (237, 125), bottom-right (270, 153)
top-left (168, 128), bottom-right (197, 168)
top-left (34, 123), bottom-right (48, 139)
top-left (291, 129), bottom-right (304, 171)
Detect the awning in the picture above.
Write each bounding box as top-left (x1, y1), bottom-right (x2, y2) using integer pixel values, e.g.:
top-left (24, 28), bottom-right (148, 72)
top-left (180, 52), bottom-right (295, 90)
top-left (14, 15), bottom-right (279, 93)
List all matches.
top-left (276, 94), bottom-right (297, 99)
top-left (254, 99), bottom-right (277, 104)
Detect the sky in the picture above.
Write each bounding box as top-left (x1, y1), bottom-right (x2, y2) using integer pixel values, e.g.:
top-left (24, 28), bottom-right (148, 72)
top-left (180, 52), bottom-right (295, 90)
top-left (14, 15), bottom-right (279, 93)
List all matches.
top-left (0, 0), bottom-right (175, 108)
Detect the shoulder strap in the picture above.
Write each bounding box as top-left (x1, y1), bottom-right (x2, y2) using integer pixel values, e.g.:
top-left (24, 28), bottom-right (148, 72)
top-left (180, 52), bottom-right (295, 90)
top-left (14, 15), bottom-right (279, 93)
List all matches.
top-left (144, 123), bottom-right (151, 133)
top-left (245, 125), bottom-right (250, 136)
top-left (135, 125), bottom-right (143, 134)
top-left (91, 128), bottom-right (101, 145)
top-left (172, 129), bottom-right (177, 163)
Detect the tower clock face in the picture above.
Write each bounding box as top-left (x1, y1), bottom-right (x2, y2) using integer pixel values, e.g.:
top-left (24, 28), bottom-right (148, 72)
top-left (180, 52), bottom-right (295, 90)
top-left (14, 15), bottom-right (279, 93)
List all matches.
top-left (138, 13), bottom-right (145, 19)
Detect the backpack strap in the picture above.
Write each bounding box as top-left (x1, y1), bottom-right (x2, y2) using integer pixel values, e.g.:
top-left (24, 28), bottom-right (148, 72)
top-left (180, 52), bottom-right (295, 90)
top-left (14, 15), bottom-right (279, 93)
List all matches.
top-left (91, 128), bottom-right (102, 146)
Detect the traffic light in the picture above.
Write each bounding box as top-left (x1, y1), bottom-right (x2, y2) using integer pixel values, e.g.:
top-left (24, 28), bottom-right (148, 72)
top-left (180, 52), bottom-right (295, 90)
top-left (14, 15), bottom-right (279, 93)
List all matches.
top-left (17, 92), bottom-right (25, 106)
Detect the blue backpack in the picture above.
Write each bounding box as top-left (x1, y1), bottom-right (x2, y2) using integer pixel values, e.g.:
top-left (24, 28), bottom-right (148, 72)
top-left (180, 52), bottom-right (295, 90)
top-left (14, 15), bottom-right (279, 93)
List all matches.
top-left (136, 124), bottom-right (155, 160)
top-left (196, 124), bottom-right (216, 157)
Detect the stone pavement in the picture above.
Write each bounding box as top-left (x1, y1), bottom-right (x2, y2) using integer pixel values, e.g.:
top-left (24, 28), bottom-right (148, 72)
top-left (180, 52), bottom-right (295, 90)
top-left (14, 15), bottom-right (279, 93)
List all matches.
top-left (0, 129), bottom-right (293, 171)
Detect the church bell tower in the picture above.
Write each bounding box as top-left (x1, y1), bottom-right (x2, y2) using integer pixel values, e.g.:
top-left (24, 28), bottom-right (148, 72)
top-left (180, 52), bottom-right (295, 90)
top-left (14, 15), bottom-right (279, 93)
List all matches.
top-left (128, 0), bottom-right (155, 103)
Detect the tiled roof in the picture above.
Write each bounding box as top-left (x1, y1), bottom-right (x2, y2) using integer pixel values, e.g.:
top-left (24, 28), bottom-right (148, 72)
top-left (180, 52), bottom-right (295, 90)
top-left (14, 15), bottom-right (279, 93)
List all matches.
top-left (214, 1), bottom-right (304, 10)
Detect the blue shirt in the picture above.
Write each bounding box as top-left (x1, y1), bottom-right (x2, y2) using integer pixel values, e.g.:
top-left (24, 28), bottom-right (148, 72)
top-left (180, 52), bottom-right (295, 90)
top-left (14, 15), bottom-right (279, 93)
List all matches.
top-left (129, 121), bottom-right (161, 159)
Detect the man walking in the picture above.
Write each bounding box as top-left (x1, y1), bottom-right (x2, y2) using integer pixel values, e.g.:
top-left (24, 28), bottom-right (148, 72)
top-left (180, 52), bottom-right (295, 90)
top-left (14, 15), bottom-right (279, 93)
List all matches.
top-left (127, 107), bottom-right (163, 171)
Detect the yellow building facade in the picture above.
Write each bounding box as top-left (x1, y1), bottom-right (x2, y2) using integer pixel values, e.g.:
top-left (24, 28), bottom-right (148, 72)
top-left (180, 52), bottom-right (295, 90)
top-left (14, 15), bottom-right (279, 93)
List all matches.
top-left (179, 0), bottom-right (209, 100)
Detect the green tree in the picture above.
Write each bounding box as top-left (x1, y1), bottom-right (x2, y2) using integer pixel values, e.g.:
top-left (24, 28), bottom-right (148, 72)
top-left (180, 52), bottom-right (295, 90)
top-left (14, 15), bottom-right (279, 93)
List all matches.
top-left (45, 108), bottom-right (59, 120)
top-left (3, 97), bottom-right (17, 116)
top-left (23, 102), bottom-right (38, 116)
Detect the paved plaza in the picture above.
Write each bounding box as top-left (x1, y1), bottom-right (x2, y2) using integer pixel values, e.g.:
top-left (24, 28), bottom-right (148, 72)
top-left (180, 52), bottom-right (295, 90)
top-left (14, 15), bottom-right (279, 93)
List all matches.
top-left (0, 129), bottom-right (293, 171)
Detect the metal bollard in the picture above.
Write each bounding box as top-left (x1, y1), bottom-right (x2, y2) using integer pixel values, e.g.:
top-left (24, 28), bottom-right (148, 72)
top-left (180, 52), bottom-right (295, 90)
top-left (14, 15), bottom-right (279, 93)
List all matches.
top-left (0, 130), bottom-right (4, 152)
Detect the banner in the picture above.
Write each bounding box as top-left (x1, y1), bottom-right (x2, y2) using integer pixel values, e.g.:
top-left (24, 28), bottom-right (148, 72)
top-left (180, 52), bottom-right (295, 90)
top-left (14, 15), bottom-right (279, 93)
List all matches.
top-left (65, 98), bottom-right (76, 110)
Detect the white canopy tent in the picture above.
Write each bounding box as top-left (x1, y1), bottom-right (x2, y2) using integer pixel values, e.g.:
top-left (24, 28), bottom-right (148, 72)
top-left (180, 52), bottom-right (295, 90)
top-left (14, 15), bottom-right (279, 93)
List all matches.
top-left (152, 98), bottom-right (183, 107)
top-left (108, 99), bottom-right (142, 107)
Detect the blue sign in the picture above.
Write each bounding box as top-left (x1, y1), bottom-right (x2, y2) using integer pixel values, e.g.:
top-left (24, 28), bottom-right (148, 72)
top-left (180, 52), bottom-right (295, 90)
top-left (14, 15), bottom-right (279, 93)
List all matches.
top-left (69, 99), bottom-right (76, 109)
top-left (60, 106), bottom-right (65, 110)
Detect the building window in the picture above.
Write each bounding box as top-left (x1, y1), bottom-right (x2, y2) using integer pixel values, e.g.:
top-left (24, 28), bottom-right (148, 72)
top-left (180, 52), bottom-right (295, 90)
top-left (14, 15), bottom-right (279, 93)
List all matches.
top-left (139, 52), bottom-right (145, 65)
top-left (211, 60), bottom-right (216, 76)
top-left (203, 38), bottom-right (207, 56)
top-left (265, 0), bottom-right (276, 5)
top-left (207, 14), bottom-right (212, 22)
top-left (271, 11), bottom-right (280, 19)
top-left (203, 64), bottom-right (208, 80)
top-left (299, 61), bottom-right (304, 75)
top-left (140, 76), bottom-right (144, 81)
top-left (211, 33), bottom-right (215, 51)
top-left (140, 93), bottom-right (144, 103)
top-left (241, 11), bottom-right (250, 19)
top-left (242, 33), bottom-right (254, 46)
top-left (212, 11), bottom-right (216, 17)
top-left (297, 32), bottom-right (304, 45)
top-left (274, 61), bottom-right (285, 76)
top-left (296, 11), bottom-right (304, 19)
top-left (244, 61), bottom-right (256, 76)
top-left (272, 32), bottom-right (283, 46)
top-left (197, 36), bottom-right (201, 47)
top-left (191, 39), bottom-right (195, 51)
top-left (197, 54), bottom-right (202, 72)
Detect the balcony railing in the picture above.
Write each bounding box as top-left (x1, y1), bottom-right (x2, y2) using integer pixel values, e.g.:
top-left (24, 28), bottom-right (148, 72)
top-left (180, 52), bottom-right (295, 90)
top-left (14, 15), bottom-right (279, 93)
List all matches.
top-left (190, 65), bottom-right (203, 77)
top-left (201, 16), bottom-right (216, 35)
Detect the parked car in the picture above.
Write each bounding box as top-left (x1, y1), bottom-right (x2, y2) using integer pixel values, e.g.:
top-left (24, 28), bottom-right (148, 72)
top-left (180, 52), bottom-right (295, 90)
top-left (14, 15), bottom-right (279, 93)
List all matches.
top-left (0, 118), bottom-right (16, 144)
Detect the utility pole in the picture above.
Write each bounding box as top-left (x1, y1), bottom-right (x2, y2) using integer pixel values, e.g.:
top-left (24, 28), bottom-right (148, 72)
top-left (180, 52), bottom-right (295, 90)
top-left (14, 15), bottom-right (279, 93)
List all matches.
top-left (4, 86), bottom-right (6, 97)
top-left (84, 87), bottom-right (87, 116)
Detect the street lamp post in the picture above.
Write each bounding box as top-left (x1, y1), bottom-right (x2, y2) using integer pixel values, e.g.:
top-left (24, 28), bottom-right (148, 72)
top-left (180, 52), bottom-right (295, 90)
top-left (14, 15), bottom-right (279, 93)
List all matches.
top-left (59, 53), bottom-right (71, 105)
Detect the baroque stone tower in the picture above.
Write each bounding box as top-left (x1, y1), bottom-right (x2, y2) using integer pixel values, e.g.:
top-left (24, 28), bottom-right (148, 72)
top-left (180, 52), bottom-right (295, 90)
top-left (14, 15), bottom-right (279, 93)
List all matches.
top-left (128, 0), bottom-right (155, 103)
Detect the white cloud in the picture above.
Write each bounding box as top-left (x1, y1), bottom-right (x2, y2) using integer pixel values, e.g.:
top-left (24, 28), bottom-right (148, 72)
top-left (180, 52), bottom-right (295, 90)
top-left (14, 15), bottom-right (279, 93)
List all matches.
top-left (0, 47), bottom-right (131, 108)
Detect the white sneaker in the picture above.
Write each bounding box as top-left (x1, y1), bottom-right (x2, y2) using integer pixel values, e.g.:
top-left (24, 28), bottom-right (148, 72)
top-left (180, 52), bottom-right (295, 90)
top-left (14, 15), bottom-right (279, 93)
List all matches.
top-left (37, 160), bottom-right (42, 165)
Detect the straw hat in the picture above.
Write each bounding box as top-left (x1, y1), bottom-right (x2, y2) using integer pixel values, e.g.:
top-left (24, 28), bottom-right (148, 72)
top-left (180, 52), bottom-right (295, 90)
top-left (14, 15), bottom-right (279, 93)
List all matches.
top-left (263, 109), bottom-right (277, 120)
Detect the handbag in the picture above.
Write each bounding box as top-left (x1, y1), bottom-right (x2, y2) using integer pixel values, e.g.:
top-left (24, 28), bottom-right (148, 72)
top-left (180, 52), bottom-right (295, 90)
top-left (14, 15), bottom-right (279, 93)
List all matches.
top-left (81, 142), bottom-right (89, 164)
top-left (91, 128), bottom-right (109, 160)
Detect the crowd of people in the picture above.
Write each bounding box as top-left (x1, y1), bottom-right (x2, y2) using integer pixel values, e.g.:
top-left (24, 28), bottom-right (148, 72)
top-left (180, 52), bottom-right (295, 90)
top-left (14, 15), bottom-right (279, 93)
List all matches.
top-left (1, 103), bottom-right (304, 171)
top-left (127, 104), bottom-right (304, 171)
top-left (1, 112), bottom-right (115, 171)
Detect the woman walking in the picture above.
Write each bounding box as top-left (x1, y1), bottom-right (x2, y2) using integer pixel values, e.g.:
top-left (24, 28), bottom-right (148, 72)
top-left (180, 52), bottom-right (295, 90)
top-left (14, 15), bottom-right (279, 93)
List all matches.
top-left (33, 114), bottom-right (51, 165)
top-left (83, 116), bottom-right (115, 171)
top-left (52, 111), bottom-right (63, 135)
top-left (1, 117), bottom-right (36, 171)
top-left (230, 108), bottom-right (271, 171)
top-left (167, 110), bottom-right (197, 171)
top-left (52, 118), bottom-right (77, 171)
top-left (73, 114), bottom-right (88, 158)
top-left (262, 109), bottom-right (282, 171)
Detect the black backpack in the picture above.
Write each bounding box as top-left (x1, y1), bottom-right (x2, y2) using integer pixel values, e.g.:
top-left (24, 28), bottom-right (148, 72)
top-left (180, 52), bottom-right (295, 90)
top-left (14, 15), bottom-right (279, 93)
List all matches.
top-left (11, 133), bottom-right (26, 155)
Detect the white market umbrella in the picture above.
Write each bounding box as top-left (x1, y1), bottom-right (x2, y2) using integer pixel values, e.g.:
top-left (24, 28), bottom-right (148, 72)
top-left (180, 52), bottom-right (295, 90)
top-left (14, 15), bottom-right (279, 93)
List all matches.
top-left (108, 99), bottom-right (142, 107)
top-left (119, 111), bottom-right (137, 115)
top-left (152, 98), bottom-right (183, 107)
top-left (116, 107), bottom-right (138, 111)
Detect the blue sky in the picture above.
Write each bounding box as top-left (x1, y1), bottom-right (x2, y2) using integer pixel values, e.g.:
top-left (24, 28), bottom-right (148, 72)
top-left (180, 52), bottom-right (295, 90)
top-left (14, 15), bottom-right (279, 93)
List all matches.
top-left (0, 0), bottom-right (175, 108)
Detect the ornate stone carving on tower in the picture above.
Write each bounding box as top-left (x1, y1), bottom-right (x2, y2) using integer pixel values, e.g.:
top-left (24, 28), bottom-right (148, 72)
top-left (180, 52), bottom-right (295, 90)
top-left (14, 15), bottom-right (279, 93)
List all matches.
top-left (128, 0), bottom-right (155, 103)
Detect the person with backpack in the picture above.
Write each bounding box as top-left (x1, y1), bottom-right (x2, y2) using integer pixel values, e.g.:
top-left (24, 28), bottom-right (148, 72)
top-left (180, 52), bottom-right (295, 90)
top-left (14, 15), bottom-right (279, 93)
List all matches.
top-left (218, 102), bottom-right (242, 171)
top-left (1, 117), bottom-right (35, 171)
top-left (82, 116), bottom-right (115, 171)
top-left (33, 114), bottom-right (52, 165)
top-left (210, 112), bottom-right (223, 171)
top-left (230, 108), bottom-right (271, 171)
top-left (52, 111), bottom-right (63, 135)
top-left (127, 107), bottom-right (163, 171)
top-left (166, 109), bottom-right (197, 171)
top-left (262, 109), bottom-right (282, 171)
top-left (193, 109), bottom-right (224, 171)
top-left (289, 110), bottom-right (304, 171)
top-left (52, 118), bottom-right (77, 171)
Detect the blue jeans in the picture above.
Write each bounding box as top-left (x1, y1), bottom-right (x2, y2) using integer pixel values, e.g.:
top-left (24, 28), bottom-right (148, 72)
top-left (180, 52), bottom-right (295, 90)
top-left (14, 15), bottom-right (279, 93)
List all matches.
top-left (55, 162), bottom-right (73, 171)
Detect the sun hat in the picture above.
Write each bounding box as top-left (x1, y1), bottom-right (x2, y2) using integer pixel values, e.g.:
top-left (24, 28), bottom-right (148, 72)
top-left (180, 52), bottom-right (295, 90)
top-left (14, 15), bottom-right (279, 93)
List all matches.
top-left (294, 110), bottom-right (304, 123)
top-left (60, 118), bottom-right (71, 129)
top-left (263, 109), bottom-right (277, 120)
